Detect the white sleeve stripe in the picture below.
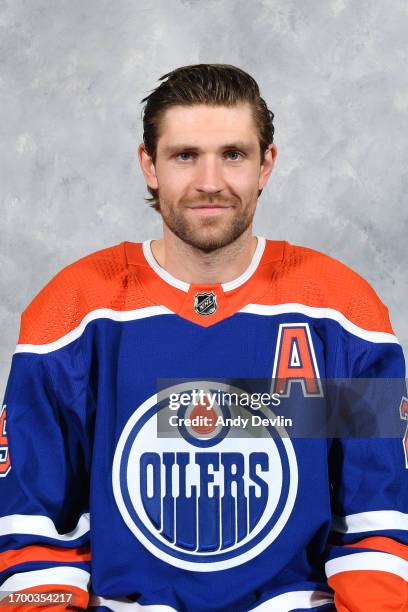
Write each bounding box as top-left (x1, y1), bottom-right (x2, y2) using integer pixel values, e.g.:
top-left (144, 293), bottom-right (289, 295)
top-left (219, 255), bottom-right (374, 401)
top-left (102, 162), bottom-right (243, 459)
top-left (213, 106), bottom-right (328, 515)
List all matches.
top-left (332, 510), bottom-right (408, 533)
top-left (89, 595), bottom-right (179, 611)
top-left (249, 589), bottom-right (334, 611)
top-left (0, 566), bottom-right (90, 593)
top-left (14, 303), bottom-right (399, 356)
top-left (0, 513), bottom-right (90, 540)
top-left (89, 590), bottom-right (334, 612)
top-left (325, 551), bottom-right (408, 581)
top-left (239, 303), bottom-right (399, 344)
top-left (14, 306), bottom-right (174, 354)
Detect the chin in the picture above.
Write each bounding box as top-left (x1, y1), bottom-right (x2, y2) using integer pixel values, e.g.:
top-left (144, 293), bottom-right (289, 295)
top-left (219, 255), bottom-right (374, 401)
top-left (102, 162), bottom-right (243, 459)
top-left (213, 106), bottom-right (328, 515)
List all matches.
top-left (180, 226), bottom-right (245, 253)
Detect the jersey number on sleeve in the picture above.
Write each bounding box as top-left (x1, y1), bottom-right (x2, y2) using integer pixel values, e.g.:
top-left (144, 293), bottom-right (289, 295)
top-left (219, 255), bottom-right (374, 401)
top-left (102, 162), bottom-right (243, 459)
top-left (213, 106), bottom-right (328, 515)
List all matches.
top-left (400, 396), bottom-right (408, 469)
top-left (0, 404), bottom-right (11, 477)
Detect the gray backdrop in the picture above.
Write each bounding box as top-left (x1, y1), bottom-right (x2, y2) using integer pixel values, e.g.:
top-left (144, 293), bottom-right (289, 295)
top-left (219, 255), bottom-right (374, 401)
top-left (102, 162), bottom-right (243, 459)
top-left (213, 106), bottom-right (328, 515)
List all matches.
top-left (1, 0), bottom-right (407, 400)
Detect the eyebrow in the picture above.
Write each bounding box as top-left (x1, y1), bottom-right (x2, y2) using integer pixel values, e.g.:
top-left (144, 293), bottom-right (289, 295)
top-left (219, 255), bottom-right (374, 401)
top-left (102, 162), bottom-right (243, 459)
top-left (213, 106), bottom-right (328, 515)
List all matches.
top-left (162, 141), bottom-right (257, 155)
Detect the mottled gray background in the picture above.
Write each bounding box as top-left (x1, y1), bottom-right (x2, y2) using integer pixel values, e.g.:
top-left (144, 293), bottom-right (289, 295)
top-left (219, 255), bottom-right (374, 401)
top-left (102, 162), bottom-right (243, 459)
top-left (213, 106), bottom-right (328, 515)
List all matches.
top-left (1, 0), bottom-right (407, 399)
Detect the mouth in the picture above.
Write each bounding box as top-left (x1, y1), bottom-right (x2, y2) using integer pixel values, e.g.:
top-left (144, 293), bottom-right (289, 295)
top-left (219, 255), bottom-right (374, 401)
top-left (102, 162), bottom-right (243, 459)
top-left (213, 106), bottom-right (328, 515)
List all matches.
top-left (188, 205), bottom-right (231, 215)
top-left (190, 204), bottom-right (230, 215)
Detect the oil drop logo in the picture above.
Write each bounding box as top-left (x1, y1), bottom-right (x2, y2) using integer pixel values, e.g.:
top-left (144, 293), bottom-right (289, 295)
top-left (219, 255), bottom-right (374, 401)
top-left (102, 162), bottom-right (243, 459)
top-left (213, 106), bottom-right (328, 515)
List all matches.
top-left (112, 383), bottom-right (298, 571)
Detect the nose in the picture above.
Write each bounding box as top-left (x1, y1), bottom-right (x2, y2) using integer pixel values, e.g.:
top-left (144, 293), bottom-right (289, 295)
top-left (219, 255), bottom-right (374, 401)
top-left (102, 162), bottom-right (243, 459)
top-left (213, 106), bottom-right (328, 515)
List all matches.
top-left (194, 155), bottom-right (225, 195)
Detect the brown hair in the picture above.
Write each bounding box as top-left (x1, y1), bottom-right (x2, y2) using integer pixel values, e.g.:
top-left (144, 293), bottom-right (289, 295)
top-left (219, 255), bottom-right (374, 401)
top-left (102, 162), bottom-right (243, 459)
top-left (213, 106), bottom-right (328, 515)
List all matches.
top-left (140, 63), bottom-right (275, 212)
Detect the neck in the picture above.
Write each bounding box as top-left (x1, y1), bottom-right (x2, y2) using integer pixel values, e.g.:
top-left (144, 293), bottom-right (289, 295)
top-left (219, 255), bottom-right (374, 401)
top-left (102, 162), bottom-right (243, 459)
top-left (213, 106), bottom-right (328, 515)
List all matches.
top-left (150, 227), bottom-right (257, 285)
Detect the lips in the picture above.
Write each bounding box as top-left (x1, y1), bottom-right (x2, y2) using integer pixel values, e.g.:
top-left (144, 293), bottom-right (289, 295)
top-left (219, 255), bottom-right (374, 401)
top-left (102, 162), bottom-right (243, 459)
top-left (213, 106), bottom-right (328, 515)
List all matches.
top-left (187, 205), bottom-right (231, 216)
top-left (188, 203), bottom-right (231, 209)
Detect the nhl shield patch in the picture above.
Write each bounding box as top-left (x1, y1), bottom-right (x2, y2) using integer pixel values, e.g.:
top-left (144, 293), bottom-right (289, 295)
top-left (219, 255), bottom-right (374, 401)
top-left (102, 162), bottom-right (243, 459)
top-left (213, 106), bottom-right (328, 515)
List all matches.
top-left (194, 291), bottom-right (217, 315)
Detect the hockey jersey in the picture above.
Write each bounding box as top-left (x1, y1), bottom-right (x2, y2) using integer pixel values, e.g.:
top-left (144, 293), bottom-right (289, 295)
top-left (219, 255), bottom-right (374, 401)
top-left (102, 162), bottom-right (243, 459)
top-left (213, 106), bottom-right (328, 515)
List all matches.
top-left (0, 236), bottom-right (407, 612)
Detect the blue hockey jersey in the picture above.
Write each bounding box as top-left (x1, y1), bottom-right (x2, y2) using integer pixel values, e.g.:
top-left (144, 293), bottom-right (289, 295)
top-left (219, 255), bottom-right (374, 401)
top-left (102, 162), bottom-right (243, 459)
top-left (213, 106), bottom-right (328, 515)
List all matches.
top-left (0, 236), bottom-right (407, 611)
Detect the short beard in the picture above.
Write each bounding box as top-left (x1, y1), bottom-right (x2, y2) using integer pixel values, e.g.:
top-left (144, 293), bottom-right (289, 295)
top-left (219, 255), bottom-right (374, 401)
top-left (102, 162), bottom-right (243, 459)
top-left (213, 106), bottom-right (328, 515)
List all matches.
top-left (159, 197), bottom-right (255, 253)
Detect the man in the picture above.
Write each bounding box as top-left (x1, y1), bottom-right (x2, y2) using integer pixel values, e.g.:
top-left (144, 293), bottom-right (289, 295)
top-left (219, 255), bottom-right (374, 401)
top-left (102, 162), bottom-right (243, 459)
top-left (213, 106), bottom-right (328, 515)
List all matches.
top-left (0, 64), bottom-right (407, 611)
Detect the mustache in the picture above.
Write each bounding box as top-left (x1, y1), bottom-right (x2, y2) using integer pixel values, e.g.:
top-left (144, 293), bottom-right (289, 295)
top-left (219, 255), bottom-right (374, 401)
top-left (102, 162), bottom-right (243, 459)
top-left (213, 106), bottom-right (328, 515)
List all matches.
top-left (185, 196), bottom-right (238, 207)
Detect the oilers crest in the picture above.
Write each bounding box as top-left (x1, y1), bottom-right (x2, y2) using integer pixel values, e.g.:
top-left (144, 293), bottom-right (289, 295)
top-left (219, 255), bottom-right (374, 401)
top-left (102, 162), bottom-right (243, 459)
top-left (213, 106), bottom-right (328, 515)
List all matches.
top-left (112, 383), bottom-right (298, 571)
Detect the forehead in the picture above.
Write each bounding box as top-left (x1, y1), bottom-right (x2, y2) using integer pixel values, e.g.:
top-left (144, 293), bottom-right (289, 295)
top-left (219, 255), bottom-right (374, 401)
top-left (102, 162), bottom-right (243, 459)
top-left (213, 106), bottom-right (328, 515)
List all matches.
top-left (156, 103), bottom-right (258, 146)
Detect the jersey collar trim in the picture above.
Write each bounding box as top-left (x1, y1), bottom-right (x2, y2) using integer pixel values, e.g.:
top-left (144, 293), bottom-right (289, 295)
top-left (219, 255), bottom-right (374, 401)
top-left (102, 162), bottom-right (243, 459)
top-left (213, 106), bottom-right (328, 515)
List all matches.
top-left (142, 240), bottom-right (189, 292)
top-left (124, 237), bottom-right (286, 327)
top-left (141, 236), bottom-right (266, 294)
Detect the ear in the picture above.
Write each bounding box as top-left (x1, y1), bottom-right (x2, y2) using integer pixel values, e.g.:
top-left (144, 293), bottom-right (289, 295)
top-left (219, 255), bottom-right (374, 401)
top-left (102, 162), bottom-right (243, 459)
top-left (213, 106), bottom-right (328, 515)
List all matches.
top-left (138, 143), bottom-right (158, 190)
top-left (258, 144), bottom-right (277, 191)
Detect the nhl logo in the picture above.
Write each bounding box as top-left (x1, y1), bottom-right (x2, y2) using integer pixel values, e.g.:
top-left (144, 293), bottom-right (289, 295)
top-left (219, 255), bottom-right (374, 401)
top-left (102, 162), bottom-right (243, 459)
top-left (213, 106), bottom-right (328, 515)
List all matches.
top-left (194, 291), bottom-right (217, 315)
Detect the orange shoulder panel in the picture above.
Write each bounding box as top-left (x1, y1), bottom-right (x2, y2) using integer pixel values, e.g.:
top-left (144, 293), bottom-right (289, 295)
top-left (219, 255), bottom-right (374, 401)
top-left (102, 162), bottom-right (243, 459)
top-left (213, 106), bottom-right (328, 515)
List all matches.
top-left (258, 243), bottom-right (394, 334)
top-left (18, 243), bottom-right (151, 345)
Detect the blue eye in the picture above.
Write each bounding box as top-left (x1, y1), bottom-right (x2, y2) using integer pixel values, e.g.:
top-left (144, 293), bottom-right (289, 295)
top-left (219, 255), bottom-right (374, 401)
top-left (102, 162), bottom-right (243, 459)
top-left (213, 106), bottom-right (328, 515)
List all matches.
top-left (178, 152), bottom-right (193, 161)
top-left (226, 151), bottom-right (242, 160)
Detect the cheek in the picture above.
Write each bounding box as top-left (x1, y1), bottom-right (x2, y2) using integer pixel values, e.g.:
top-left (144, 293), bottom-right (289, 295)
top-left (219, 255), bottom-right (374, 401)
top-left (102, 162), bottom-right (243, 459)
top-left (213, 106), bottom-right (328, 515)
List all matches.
top-left (156, 167), bottom-right (192, 197)
top-left (227, 168), bottom-right (260, 195)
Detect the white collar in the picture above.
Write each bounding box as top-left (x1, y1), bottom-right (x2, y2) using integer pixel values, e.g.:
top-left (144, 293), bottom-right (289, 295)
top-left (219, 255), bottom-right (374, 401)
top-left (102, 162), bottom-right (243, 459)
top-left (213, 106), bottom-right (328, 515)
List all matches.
top-left (142, 236), bottom-right (266, 293)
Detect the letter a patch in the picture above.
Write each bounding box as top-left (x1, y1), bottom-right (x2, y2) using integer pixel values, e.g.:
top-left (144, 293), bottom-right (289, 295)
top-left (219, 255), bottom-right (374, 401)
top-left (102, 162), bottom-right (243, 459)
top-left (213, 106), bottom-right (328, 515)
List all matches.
top-left (272, 323), bottom-right (323, 397)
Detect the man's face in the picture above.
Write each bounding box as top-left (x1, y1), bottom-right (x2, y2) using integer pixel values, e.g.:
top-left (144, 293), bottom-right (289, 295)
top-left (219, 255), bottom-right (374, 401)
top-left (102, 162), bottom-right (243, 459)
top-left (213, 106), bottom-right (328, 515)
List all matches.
top-left (140, 103), bottom-right (276, 252)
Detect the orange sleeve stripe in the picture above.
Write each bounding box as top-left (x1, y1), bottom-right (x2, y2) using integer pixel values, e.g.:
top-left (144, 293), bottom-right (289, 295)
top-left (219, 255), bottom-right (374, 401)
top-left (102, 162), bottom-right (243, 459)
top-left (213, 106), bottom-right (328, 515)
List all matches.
top-left (0, 584), bottom-right (89, 611)
top-left (344, 536), bottom-right (408, 561)
top-left (328, 570), bottom-right (408, 612)
top-left (0, 545), bottom-right (91, 572)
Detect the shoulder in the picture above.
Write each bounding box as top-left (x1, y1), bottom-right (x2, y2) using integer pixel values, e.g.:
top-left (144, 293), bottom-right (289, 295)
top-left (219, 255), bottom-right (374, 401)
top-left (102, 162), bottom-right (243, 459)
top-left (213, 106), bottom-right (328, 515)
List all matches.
top-left (269, 240), bottom-right (393, 334)
top-left (18, 242), bottom-right (146, 346)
